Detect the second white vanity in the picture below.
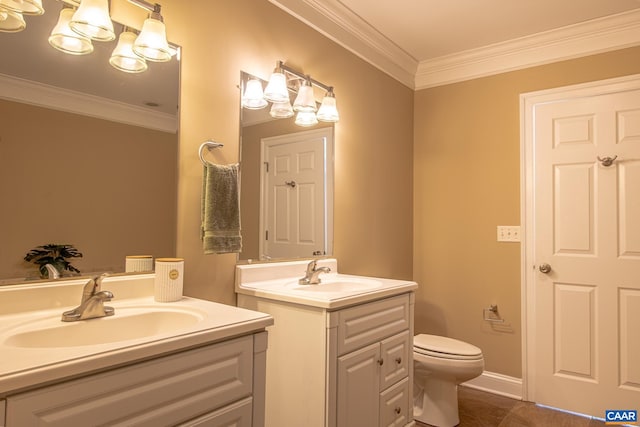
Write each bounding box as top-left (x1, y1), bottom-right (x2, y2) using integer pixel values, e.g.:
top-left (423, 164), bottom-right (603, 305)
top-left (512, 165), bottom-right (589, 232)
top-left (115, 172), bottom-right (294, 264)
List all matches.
top-left (236, 259), bottom-right (417, 427)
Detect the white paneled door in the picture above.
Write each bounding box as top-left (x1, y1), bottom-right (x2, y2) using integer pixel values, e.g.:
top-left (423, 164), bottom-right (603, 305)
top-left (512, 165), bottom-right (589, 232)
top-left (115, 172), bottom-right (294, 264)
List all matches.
top-left (261, 128), bottom-right (330, 259)
top-left (525, 77), bottom-right (640, 418)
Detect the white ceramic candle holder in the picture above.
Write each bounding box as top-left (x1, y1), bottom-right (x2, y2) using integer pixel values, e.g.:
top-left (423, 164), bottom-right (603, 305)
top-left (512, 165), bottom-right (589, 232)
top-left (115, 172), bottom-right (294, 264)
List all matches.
top-left (154, 258), bottom-right (184, 302)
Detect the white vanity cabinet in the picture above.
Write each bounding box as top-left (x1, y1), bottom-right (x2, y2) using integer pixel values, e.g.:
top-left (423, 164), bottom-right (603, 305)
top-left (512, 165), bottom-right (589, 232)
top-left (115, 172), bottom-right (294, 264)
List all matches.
top-left (237, 291), bottom-right (415, 427)
top-left (4, 333), bottom-right (268, 427)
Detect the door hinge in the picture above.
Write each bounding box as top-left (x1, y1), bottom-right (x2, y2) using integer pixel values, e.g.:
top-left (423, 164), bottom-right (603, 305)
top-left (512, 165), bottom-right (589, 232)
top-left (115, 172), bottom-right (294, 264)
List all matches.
top-left (265, 230), bottom-right (269, 241)
top-left (264, 161), bottom-right (269, 173)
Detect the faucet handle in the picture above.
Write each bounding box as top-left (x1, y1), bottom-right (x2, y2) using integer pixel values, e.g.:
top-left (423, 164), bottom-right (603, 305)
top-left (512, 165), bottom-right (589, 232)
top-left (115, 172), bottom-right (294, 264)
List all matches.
top-left (81, 277), bottom-right (98, 303)
top-left (95, 272), bottom-right (110, 290)
top-left (306, 259), bottom-right (318, 273)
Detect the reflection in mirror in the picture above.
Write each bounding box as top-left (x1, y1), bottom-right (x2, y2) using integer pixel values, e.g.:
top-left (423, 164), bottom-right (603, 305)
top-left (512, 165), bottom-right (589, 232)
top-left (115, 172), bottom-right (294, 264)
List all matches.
top-left (238, 71), bottom-right (334, 263)
top-left (0, 0), bottom-right (180, 286)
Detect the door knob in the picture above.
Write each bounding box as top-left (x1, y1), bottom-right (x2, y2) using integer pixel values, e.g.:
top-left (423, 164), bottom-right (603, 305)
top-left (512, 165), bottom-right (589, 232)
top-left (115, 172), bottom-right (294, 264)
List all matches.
top-left (538, 263), bottom-right (552, 274)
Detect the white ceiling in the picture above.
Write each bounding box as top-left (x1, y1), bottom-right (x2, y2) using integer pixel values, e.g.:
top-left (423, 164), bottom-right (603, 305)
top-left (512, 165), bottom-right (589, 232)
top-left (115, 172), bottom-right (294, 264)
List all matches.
top-left (269, 0), bottom-right (640, 88)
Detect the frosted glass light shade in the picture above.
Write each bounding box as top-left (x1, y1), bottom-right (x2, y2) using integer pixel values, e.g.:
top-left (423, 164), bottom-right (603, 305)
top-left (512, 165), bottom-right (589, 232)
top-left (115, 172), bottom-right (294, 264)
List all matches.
top-left (295, 111), bottom-right (318, 127)
top-left (0, 0), bottom-right (43, 15)
top-left (242, 79), bottom-right (268, 110)
top-left (133, 17), bottom-right (171, 62)
top-left (0, 9), bottom-right (25, 32)
top-left (70, 0), bottom-right (115, 41)
top-left (293, 82), bottom-right (317, 112)
top-left (270, 100), bottom-right (294, 119)
top-left (48, 8), bottom-right (93, 55)
top-left (316, 92), bottom-right (339, 122)
top-left (264, 72), bottom-right (289, 103)
top-left (109, 31), bottom-right (148, 73)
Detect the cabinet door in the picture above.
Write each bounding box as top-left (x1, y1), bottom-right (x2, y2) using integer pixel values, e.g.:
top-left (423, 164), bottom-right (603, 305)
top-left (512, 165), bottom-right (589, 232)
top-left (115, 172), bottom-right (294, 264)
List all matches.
top-left (337, 342), bottom-right (380, 427)
top-left (379, 331), bottom-right (410, 390)
top-left (379, 378), bottom-right (409, 427)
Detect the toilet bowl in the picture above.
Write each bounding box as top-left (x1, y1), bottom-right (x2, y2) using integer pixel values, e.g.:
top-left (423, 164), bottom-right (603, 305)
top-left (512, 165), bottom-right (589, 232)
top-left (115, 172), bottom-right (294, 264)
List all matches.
top-left (413, 334), bottom-right (484, 427)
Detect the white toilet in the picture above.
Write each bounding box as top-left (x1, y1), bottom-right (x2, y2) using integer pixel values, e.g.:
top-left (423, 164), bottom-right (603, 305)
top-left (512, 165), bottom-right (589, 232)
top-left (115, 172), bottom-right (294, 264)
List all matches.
top-left (413, 334), bottom-right (484, 427)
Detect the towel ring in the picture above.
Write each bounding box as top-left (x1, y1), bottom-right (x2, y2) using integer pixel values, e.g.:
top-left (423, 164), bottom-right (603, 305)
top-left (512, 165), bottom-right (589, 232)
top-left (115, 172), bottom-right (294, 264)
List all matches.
top-left (199, 140), bottom-right (224, 165)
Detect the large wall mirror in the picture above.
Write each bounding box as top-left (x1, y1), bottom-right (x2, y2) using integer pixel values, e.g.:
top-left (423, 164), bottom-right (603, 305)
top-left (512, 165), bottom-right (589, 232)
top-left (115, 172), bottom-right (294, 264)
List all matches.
top-left (238, 71), bottom-right (334, 263)
top-left (0, 0), bottom-right (180, 285)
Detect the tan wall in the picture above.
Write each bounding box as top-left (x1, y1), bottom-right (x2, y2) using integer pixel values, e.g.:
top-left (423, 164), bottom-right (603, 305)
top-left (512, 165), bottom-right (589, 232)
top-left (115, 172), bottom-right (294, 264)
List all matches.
top-left (160, 0), bottom-right (414, 304)
top-left (413, 46), bottom-right (640, 378)
top-left (0, 100), bottom-right (177, 280)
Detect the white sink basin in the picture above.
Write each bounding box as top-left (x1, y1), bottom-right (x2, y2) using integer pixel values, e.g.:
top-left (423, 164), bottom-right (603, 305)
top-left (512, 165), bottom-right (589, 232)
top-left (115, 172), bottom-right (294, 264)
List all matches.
top-left (284, 276), bottom-right (383, 293)
top-left (3, 306), bottom-right (204, 348)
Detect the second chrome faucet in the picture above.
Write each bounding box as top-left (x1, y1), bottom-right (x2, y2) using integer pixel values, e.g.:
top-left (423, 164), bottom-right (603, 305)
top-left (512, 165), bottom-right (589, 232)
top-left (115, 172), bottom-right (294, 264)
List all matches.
top-left (299, 260), bottom-right (331, 285)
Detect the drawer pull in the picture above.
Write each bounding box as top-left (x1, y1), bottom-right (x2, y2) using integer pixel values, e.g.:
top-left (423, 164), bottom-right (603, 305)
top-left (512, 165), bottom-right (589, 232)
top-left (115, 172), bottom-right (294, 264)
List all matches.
top-left (395, 407), bottom-right (401, 414)
top-left (395, 357), bottom-right (402, 364)
top-left (377, 358), bottom-right (384, 366)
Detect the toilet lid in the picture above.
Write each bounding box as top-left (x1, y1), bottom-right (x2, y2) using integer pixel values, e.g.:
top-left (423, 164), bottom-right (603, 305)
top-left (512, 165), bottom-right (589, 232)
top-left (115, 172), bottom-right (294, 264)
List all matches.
top-left (414, 334), bottom-right (482, 359)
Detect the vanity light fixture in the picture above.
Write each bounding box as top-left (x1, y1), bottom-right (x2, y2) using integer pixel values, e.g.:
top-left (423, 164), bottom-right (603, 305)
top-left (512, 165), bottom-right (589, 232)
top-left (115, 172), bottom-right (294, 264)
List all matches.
top-left (109, 28), bottom-right (147, 73)
top-left (316, 88), bottom-right (339, 122)
top-left (270, 99), bottom-right (294, 119)
top-left (242, 78), bottom-right (269, 109)
top-left (0, 8), bottom-right (25, 32)
top-left (69, 0), bottom-right (115, 41)
top-left (131, 2), bottom-right (172, 62)
top-left (0, 0), bottom-right (43, 15)
top-left (264, 63), bottom-right (289, 103)
top-left (48, 6), bottom-right (94, 55)
top-left (293, 78), bottom-right (317, 112)
top-left (243, 60), bottom-right (340, 125)
top-left (295, 110), bottom-right (319, 127)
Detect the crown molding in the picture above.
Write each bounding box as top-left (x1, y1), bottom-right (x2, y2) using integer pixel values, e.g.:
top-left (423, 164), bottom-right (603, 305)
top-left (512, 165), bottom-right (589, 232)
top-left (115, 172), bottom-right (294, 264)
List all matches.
top-left (268, 0), bottom-right (417, 88)
top-left (415, 8), bottom-right (640, 89)
top-left (0, 73), bottom-right (178, 133)
top-left (269, 1), bottom-right (640, 90)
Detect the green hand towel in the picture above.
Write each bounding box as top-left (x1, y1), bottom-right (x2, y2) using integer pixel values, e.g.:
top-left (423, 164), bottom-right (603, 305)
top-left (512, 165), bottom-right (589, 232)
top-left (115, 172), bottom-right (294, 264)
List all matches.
top-left (201, 163), bottom-right (242, 254)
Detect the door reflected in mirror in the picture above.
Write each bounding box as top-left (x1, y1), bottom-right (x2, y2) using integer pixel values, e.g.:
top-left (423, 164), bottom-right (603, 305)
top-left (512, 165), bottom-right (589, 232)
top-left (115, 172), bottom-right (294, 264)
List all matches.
top-left (238, 71), bottom-right (334, 262)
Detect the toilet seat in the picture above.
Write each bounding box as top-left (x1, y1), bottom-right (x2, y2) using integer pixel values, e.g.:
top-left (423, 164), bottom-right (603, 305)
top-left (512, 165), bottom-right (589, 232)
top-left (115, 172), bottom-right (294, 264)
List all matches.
top-left (414, 334), bottom-right (483, 360)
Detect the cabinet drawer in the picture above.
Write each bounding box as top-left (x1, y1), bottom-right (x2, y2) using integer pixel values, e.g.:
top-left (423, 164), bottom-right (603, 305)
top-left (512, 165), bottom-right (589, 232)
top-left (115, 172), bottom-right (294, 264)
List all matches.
top-left (379, 377), bottom-right (410, 427)
top-left (380, 330), bottom-right (410, 390)
top-left (336, 294), bottom-right (410, 356)
top-left (180, 397), bottom-right (253, 427)
top-left (7, 336), bottom-right (254, 427)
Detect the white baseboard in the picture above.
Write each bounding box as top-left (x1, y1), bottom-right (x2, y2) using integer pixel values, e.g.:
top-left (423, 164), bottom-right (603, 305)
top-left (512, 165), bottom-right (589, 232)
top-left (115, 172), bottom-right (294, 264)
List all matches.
top-left (462, 371), bottom-right (523, 401)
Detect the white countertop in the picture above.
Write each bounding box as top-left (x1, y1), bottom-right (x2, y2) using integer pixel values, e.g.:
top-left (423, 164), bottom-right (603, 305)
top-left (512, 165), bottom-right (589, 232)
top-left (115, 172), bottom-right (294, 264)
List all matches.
top-left (236, 259), bottom-right (417, 309)
top-left (0, 274), bottom-right (273, 395)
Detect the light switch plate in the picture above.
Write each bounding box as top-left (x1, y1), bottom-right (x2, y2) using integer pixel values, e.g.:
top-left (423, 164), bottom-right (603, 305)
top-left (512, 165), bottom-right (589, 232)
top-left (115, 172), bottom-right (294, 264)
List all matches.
top-left (497, 226), bottom-right (521, 242)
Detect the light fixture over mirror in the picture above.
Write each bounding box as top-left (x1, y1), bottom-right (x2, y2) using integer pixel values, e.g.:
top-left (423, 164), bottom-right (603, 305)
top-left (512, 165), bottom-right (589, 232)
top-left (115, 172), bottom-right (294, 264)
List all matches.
top-left (242, 61), bottom-right (340, 128)
top-left (238, 71), bottom-right (335, 264)
top-left (2, 0), bottom-right (177, 72)
top-left (69, 0), bottom-right (115, 42)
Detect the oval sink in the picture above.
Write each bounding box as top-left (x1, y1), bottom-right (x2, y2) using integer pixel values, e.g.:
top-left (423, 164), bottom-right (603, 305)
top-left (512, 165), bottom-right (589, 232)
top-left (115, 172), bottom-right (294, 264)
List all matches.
top-left (284, 276), bottom-right (383, 293)
top-left (3, 308), bottom-right (204, 348)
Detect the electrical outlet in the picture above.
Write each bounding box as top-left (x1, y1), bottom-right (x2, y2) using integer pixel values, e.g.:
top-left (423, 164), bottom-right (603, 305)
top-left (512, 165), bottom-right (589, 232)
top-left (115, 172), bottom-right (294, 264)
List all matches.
top-left (497, 226), bottom-right (521, 242)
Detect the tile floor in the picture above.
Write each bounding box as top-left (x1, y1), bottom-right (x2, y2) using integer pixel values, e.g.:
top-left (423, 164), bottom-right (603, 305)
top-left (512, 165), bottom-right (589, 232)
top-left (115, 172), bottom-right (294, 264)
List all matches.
top-left (415, 386), bottom-right (607, 426)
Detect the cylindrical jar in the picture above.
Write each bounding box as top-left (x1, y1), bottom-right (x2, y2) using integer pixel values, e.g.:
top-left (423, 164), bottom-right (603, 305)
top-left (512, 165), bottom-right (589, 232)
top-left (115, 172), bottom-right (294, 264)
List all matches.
top-left (125, 255), bottom-right (153, 272)
top-left (154, 258), bottom-right (184, 302)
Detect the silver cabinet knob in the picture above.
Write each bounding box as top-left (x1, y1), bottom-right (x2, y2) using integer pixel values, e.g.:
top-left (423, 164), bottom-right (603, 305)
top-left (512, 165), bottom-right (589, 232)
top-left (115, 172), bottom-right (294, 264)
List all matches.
top-left (539, 263), bottom-right (552, 274)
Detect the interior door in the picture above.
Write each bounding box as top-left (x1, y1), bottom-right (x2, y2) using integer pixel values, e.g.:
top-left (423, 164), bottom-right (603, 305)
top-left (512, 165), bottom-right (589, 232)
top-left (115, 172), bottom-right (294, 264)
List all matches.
top-left (530, 82), bottom-right (640, 417)
top-left (261, 128), bottom-right (329, 259)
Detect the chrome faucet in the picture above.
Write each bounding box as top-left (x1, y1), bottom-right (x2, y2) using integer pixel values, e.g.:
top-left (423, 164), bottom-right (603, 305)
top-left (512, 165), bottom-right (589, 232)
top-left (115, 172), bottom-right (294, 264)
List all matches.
top-left (299, 260), bottom-right (331, 285)
top-left (62, 273), bottom-right (114, 322)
